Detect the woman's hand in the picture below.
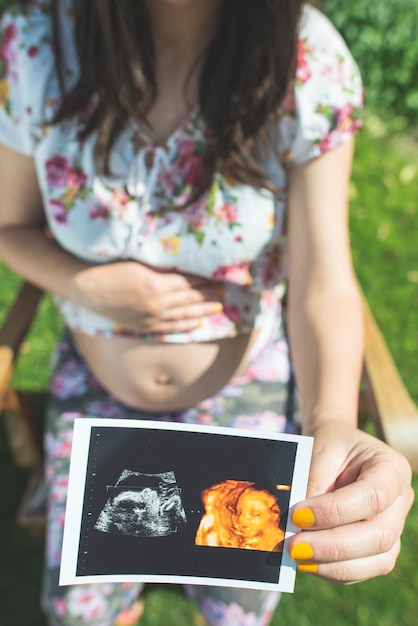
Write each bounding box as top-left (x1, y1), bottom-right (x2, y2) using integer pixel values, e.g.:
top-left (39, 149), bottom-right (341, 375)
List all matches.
top-left (74, 260), bottom-right (224, 334)
top-left (289, 422), bottom-right (414, 583)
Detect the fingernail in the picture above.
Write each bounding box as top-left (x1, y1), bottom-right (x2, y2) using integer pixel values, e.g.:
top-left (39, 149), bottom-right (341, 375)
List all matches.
top-left (292, 508), bottom-right (315, 528)
top-left (297, 562), bottom-right (319, 574)
top-left (290, 542), bottom-right (314, 561)
top-left (212, 302), bottom-right (223, 313)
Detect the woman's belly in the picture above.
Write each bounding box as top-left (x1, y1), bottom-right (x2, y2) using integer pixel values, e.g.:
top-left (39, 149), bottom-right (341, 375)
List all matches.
top-left (72, 330), bottom-right (258, 412)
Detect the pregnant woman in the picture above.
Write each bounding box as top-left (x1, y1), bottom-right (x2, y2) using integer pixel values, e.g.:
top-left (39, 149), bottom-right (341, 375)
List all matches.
top-left (0, 1), bottom-right (413, 625)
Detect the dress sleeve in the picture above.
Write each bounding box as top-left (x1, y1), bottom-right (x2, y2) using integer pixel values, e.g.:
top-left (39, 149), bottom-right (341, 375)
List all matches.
top-left (0, 5), bottom-right (58, 155)
top-left (279, 6), bottom-right (364, 166)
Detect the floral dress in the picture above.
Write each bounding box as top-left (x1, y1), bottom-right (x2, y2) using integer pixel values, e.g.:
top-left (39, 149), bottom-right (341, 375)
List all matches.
top-left (0, 0), bottom-right (362, 345)
top-left (0, 2), bottom-right (363, 625)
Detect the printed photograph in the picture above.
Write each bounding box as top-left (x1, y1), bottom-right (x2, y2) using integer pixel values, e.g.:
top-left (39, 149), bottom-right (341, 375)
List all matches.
top-left (60, 419), bottom-right (313, 592)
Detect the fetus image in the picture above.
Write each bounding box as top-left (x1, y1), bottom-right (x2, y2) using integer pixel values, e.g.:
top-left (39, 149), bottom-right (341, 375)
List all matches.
top-left (94, 470), bottom-right (187, 537)
top-left (195, 479), bottom-right (284, 552)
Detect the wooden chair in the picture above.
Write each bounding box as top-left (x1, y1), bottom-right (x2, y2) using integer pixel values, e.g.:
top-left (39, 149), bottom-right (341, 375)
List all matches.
top-left (1, 280), bottom-right (418, 534)
top-left (359, 297), bottom-right (418, 471)
top-left (0, 282), bottom-right (46, 531)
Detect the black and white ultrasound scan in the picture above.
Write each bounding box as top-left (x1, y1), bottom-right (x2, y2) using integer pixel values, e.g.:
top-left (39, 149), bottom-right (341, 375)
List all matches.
top-left (94, 470), bottom-right (187, 538)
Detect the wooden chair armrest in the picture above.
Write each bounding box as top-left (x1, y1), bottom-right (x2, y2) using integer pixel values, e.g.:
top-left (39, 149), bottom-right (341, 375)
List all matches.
top-left (0, 282), bottom-right (44, 399)
top-left (362, 295), bottom-right (418, 473)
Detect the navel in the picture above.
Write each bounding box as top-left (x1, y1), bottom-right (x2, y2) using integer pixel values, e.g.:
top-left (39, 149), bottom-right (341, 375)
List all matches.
top-left (154, 372), bottom-right (174, 387)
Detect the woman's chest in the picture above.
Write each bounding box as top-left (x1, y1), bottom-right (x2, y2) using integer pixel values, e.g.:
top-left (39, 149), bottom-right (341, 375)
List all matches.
top-left (35, 119), bottom-right (288, 286)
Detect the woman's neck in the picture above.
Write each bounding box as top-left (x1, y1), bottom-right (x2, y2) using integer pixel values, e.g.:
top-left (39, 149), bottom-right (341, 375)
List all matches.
top-left (143, 0), bottom-right (221, 62)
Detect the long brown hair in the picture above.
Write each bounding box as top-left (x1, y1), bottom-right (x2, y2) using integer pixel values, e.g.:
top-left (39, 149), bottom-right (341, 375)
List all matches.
top-left (51, 0), bottom-right (305, 192)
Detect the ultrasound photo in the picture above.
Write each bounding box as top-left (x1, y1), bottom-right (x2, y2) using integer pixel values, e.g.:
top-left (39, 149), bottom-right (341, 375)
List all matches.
top-left (94, 470), bottom-right (187, 538)
top-left (60, 418), bottom-right (313, 592)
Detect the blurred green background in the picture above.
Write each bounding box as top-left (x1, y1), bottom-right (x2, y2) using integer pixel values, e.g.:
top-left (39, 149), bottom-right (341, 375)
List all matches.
top-left (1, 1), bottom-right (417, 625)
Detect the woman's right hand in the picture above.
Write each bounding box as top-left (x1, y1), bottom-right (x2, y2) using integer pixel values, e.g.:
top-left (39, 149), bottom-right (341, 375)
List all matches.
top-left (0, 146), bottom-right (223, 334)
top-left (73, 260), bottom-right (224, 334)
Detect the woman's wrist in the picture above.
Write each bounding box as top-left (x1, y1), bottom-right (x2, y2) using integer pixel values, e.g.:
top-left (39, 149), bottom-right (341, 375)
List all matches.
top-left (301, 411), bottom-right (358, 437)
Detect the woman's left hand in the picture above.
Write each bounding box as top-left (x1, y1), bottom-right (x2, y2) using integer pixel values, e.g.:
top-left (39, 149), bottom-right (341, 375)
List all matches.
top-left (289, 422), bottom-right (415, 583)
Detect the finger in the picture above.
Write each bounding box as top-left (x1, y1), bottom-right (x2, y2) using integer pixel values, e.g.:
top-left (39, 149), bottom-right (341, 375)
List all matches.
top-left (290, 500), bottom-right (406, 565)
top-left (161, 301), bottom-right (224, 322)
top-left (160, 284), bottom-right (225, 309)
top-left (295, 540), bottom-right (401, 584)
top-left (293, 461), bottom-right (413, 530)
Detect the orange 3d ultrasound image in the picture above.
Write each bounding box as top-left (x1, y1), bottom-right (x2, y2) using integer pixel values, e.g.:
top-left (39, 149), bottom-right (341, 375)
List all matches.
top-left (195, 480), bottom-right (285, 552)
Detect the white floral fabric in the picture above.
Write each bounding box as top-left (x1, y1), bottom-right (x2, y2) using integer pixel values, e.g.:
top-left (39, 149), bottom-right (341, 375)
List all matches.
top-left (0, 0), bottom-right (363, 343)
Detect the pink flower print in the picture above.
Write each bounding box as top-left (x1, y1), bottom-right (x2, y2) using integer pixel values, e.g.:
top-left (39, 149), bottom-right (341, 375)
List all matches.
top-left (89, 204), bottom-right (110, 220)
top-left (67, 587), bottom-right (108, 622)
top-left (49, 199), bottom-right (68, 224)
top-left (232, 411), bottom-right (287, 434)
top-left (2, 23), bottom-right (17, 48)
top-left (213, 261), bottom-right (253, 285)
top-left (246, 342), bottom-right (290, 383)
top-left (63, 166), bottom-right (88, 203)
top-left (50, 475), bottom-right (70, 504)
top-left (67, 167), bottom-right (87, 191)
top-left (184, 200), bottom-right (210, 231)
top-left (112, 188), bottom-right (131, 217)
top-left (193, 412), bottom-right (217, 425)
top-left (205, 310), bottom-right (231, 331)
top-left (50, 359), bottom-right (89, 400)
top-left (45, 513), bottom-right (66, 568)
top-left (62, 410), bottom-right (83, 422)
top-left (183, 154), bottom-right (206, 187)
top-left (52, 598), bottom-right (67, 619)
top-left (336, 103), bottom-right (362, 134)
top-left (173, 139), bottom-right (206, 186)
top-left (318, 132), bottom-right (335, 154)
top-left (296, 39), bottom-right (311, 85)
top-left (177, 138), bottom-right (196, 157)
top-left (27, 45), bottom-right (39, 58)
top-left (223, 301), bottom-right (242, 324)
top-left (1, 23), bottom-right (18, 69)
top-left (45, 155), bottom-right (71, 188)
top-left (86, 400), bottom-right (132, 419)
top-left (214, 202), bottom-right (239, 225)
top-left (200, 598), bottom-right (259, 626)
top-left (43, 420), bottom-right (77, 467)
top-left (254, 247), bottom-right (283, 288)
top-left (47, 427), bottom-right (73, 459)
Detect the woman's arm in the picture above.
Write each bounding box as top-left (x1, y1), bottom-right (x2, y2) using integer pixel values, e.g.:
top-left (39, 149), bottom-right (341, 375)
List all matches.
top-left (286, 140), bottom-right (414, 583)
top-left (0, 145), bottom-right (221, 334)
top-left (287, 139), bottom-right (363, 431)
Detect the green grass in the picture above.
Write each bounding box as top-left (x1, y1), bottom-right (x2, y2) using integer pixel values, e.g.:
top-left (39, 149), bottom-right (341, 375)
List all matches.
top-left (1, 112), bottom-right (418, 625)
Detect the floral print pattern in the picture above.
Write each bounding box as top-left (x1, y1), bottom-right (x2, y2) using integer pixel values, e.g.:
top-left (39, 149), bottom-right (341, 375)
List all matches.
top-left (42, 320), bottom-right (296, 625)
top-left (0, 2), bottom-right (363, 344)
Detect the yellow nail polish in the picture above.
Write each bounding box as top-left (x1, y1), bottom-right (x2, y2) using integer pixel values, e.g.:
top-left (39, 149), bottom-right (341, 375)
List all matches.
top-left (297, 562), bottom-right (319, 574)
top-left (212, 302), bottom-right (223, 313)
top-left (293, 508), bottom-right (315, 528)
top-left (290, 542), bottom-right (314, 561)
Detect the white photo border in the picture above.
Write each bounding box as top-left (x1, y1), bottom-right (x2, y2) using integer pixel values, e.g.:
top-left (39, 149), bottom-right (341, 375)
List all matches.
top-left (60, 418), bottom-right (313, 593)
